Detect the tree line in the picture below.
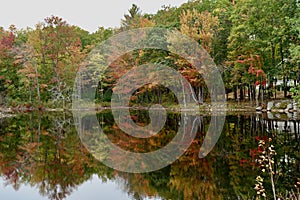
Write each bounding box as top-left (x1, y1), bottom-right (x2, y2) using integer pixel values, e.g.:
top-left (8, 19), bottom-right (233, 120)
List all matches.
top-left (0, 0), bottom-right (299, 108)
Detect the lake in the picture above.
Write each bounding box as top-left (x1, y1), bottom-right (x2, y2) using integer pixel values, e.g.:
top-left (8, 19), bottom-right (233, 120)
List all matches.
top-left (0, 110), bottom-right (299, 199)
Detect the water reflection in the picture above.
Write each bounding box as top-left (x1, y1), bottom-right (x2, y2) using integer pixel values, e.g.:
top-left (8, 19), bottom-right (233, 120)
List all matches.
top-left (0, 111), bottom-right (299, 199)
top-left (0, 176), bottom-right (134, 200)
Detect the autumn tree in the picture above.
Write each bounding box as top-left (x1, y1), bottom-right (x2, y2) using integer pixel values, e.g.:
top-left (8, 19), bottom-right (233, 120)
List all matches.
top-left (168, 9), bottom-right (219, 104)
top-left (0, 26), bottom-right (19, 105)
top-left (15, 43), bottom-right (42, 103)
top-left (26, 16), bottom-right (85, 107)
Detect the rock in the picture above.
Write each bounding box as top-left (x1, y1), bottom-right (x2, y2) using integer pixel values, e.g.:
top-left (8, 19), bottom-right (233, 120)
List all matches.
top-left (267, 101), bottom-right (274, 111)
top-left (267, 112), bottom-right (274, 119)
top-left (275, 113), bottom-right (281, 119)
top-left (292, 112), bottom-right (298, 120)
top-left (293, 101), bottom-right (298, 111)
top-left (285, 104), bottom-right (293, 112)
top-left (278, 109), bottom-right (285, 113)
top-left (274, 102), bottom-right (281, 108)
top-left (256, 106), bottom-right (262, 111)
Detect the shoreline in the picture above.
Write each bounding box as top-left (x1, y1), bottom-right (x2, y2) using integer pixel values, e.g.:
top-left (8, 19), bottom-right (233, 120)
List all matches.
top-left (1, 103), bottom-right (298, 115)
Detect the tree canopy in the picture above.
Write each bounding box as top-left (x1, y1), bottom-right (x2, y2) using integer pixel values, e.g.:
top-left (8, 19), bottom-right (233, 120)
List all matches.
top-left (0, 0), bottom-right (299, 108)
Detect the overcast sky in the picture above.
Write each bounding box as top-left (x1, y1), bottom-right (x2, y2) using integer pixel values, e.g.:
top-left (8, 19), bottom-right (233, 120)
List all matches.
top-left (1, 0), bottom-right (188, 32)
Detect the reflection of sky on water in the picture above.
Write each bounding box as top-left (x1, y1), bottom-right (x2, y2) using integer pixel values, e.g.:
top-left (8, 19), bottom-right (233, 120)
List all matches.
top-left (0, 176), bottom-right (49, 200)
top-left (65, 175), bottom-right (161, 200)
top-left (0, 175), bottom-right (133, 200)
top-left (66, 175), bottom-right (131, 200)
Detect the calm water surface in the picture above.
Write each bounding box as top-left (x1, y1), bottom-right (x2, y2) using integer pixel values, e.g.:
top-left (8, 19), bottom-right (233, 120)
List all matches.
top-left (0, 110), bottom-right (299, 199)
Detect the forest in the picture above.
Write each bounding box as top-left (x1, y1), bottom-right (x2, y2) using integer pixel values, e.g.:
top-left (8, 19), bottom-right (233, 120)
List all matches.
top-left (0, 0), bottom-right (299, 109)
top-left (0, 1), bottom-right (300, 199)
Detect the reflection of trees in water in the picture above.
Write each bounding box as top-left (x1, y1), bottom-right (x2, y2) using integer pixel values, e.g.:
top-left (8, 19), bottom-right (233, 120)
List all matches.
top-left (114, 113), bottom-right (299, 200)
top-left (218, 113), bottom-right (300, 199)
top-left (0, 113), bottom-right (114, 200)
top-left (0, 112), bottom-right (298, 199)
top-left (258, 114), bottom-right (300, 196)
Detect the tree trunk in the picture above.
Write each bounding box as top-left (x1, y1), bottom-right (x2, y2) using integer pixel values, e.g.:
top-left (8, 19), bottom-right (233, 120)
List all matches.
top-left (198, 86), bottom-right (204, 104)
top-left (234, 87), bottom-right (238, 101)
top-left (248, 84), bottom-right (252, 105)
top-left (180, 79), bottom-right (186, 107)
top-left (33, 60), bottom-right (41, 103)
top-left (280, 41), bottom-right (287, 98)
top-left (239, 86), bottom-right (244, 101)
